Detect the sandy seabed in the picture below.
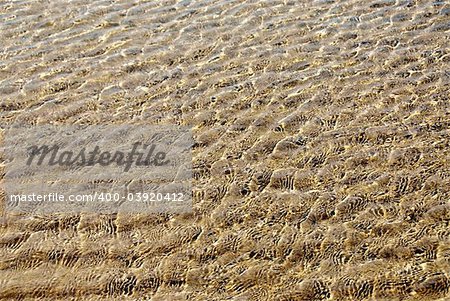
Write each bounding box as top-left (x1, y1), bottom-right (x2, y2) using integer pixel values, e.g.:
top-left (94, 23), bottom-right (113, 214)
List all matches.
top-left (1, 0), bottom-right (450, 300)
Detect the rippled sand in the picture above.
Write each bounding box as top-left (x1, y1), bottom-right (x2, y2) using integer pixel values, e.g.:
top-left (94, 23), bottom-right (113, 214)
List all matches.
top-left (1, 0), bottom-right (450, 300)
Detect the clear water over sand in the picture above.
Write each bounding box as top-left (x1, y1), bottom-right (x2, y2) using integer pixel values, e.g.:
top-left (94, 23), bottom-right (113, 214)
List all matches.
top-left (1, 0), bottom-right (449, 300)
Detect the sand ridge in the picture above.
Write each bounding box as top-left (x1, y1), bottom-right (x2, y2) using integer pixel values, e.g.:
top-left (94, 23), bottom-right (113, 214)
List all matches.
top-left (1, 0), bottom-right (450, 300)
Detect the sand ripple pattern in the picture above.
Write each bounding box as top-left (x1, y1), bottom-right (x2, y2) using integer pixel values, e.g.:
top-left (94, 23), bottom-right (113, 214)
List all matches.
top-left (1, 0), bottom-right (450, 300)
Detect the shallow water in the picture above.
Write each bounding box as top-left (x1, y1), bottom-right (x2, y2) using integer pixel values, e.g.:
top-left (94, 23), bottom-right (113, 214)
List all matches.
top-left (1, 0), bottom-right (450, 300)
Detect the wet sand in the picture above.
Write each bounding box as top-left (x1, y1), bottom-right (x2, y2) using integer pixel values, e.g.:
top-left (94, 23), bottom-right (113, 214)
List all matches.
top-left (1, 0), bottom-right (450, 300)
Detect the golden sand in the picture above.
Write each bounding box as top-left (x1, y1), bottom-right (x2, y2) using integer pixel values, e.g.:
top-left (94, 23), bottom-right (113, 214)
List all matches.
top-left (1, 0), bottom-right (449, 300)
